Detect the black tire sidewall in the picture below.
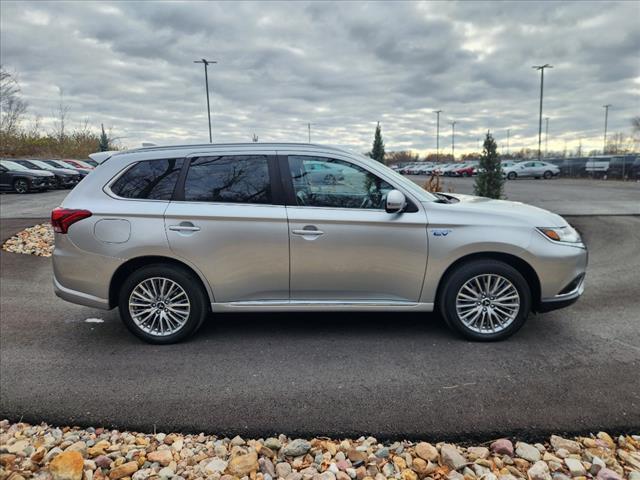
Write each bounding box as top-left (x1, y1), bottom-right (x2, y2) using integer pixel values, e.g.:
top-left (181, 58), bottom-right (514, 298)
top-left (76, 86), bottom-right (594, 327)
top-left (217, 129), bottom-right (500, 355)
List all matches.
top-left (544, 171), bottom-right (552, 179)
top-left (118, 264), bottom-right (208, 344)
top-left (440, 260), bottom-right (531, 341)
top-left (507, 172), bottom-right (516, 180)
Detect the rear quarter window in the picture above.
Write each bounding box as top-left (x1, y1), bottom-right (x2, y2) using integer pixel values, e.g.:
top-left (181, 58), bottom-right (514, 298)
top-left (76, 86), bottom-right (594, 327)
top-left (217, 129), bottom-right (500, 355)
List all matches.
top-left (110, 159), bottom-right (183, 200)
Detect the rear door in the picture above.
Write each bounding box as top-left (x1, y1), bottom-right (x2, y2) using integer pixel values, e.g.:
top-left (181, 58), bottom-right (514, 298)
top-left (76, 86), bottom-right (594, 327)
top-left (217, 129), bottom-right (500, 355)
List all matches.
top-left (164, 151), bottom-right (290, 303)
top-left (0, 165), bottom-right (10, 189)
top-left (281, 152), bottom-right (429, 303)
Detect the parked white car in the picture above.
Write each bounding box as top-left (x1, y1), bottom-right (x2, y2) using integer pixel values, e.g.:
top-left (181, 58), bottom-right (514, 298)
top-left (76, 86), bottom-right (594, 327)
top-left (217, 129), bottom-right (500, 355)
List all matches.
top-left (503, 161), bottom-right (560, 180)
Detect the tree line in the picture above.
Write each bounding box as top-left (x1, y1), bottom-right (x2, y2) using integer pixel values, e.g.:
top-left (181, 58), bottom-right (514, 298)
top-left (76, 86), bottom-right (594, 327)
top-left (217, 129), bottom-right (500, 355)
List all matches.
top-left (0, 66), bottom-right (115, 158)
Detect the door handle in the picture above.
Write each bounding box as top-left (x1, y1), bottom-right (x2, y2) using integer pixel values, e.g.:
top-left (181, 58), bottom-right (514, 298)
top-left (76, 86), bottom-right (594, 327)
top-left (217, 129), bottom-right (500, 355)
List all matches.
top-left (169, 222), bottom-right (201, 232)
top-left (292, 226), bottom-right (324, 236)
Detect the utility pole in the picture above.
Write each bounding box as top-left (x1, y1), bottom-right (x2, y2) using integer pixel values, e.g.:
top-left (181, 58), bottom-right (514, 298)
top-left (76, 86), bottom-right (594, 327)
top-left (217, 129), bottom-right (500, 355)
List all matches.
top-left (507, 129), bottom-right (510, 155)
top-left (194, 58), bottom-right (217, 143)
top-left (545, 117), bottom-right (549, 157)
top-left (533, 64), bottom-right (552, 161)
top-left (308, 123), bottom-right (311, 143)
top-left (434, 110), bottom-right (442, 161)
top-left (450, 121), bottom-right (456, 160)
top-left (603, 104), bottom-right (612, 154)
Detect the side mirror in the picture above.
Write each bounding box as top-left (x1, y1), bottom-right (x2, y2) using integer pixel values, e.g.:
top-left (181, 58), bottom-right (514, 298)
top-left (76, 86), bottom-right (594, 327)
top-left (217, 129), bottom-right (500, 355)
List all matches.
top-left (385, 189), bottom-right (407, 214)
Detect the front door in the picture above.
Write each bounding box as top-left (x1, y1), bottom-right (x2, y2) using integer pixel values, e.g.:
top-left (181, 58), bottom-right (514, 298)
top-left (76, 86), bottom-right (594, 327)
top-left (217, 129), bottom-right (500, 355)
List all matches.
top-left (283, 154), bottom-right (429, 303)
top-left (164, 153), bottom-right (290, 303)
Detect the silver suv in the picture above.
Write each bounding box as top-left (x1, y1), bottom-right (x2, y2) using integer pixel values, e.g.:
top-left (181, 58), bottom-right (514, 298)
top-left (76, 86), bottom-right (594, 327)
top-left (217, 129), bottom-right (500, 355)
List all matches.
top-left (52, 143), bottom-right (587, 343)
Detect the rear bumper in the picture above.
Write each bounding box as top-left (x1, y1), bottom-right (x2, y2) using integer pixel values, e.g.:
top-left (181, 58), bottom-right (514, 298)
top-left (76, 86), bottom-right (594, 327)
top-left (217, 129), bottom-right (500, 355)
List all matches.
top-left (53, 274), bottom-right (111, 310)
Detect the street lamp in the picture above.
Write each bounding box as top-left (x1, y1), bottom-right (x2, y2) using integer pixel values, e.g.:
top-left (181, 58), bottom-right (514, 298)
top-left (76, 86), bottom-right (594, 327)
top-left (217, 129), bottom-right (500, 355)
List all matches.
top-left (545, 117), bottom-right (549, 157)
top-left (450, 121), bottom-right (456, 160)
top-left (434, 110), bottom-right (442, 161)
top-left (194, 58), bottom-right (217, 143)
top-left (603, 104), bottom-right (612, 154)
top-left (533, 64), bottom-right (552, 161)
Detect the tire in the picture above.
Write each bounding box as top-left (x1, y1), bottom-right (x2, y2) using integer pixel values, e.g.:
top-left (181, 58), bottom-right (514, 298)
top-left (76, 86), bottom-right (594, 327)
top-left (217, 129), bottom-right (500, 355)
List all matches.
top-left (118, 264), bottom-right (209, 344)
top-left (543, 171), bottom-right (553, 179)
top-left (439, 259), bottom-right (531, 341)
top-left (13, 178), bottom-right (29, 194)
top-left (507, 172), bottom-right (517, 180)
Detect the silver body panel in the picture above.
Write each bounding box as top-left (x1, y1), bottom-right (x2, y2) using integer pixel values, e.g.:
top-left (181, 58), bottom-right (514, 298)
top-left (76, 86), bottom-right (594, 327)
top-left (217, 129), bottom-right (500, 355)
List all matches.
top-left (53, 143), bottom-right (587, 315)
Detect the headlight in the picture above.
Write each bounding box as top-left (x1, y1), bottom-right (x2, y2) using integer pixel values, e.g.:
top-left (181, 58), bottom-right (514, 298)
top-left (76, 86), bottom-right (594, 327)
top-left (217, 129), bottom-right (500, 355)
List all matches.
top-left (537, 226), bottom-right (582, 244)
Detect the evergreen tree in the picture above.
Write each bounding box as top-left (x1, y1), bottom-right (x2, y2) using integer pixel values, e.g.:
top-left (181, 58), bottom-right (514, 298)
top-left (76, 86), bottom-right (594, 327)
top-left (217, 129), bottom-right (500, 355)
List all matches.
top-left (99, 123), bottom-right (110, 151)
top-left (474, 131), bottom-right (503, 199)
top-left (369, 121), bottom-right (385, 163)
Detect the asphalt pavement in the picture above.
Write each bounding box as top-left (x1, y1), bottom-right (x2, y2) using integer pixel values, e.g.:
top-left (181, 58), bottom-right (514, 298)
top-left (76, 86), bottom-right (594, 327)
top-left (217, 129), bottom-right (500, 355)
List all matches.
top-left (1, 215), bottom-right (639, 440)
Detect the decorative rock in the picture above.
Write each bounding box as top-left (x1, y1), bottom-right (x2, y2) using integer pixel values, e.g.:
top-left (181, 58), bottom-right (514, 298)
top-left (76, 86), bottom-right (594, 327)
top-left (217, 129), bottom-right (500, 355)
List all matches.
top-left (440, 444), bottom-right (466, 471)
top-left (550, 437), bottom-right (581, 455)
top-left (447, 471), bottom-right (464, 480)
top-left (527, 461), bottom-right (551, 480)
top-left (467, 447), bottom-right (490, 460)
top-left (336, 473), bottom-right (350, 480)
top-left (227, 450), bottom-right (259, 476)
top-left (516, 443), bottom-right (541, 463)
top-left (8, 440), bottom-right (29, 454)
top-left (564, 458), bottom-right (586, 477)
top-left (491, 439), bottom-right (514, 457)
top-left (260, 457), bottom-right (276, 477)
top-left (283, 440), bottom-right (312, 457)
top-left (205, 458), bottom-right (229, 474)
top-left (108, 461), bottom-right (139, 479)
top-left (94, 455), bottom-right (113, 469)
top-left (596, 469), bottom-right (621, 480)
top-left (265, 438), bottom-right (282, 451)
top-left (276, 462), bottom-right (293, 478)
top-left (148, 449), bottom-right (173, 466)
top-left (415, 443), bottom-right (438, 462)
top-left (589, 457), bottom-right (605, 475)
top-left (401, 469), bottom-right (417, 480)
top-left (348, 449), bottom-right (368, 463)
top-left (49, 451), bottom-right (84, 480)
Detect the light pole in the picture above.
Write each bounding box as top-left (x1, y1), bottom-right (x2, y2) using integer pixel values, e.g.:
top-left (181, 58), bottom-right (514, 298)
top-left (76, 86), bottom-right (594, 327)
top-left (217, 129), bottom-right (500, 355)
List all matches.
top-left (533, 64), bottom-right (552, 161)
top-left (308, 123), bottom-right (311, 143)
top-left (603, 104), bottom-right (612, 154)
top-left (450, 121), bottom-right (456, 160)
top-left (194, 58), bottom-right (217, 143)
top-left (507, 129), bottom-right (510, 155)
top-left (545, 117), bottom-right (549, 157)
top-left (434, 110), bottom-right (442, 161)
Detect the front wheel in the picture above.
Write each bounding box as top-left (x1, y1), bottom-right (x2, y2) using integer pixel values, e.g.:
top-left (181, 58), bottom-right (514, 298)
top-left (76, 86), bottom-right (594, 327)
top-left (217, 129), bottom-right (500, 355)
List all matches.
top-left (507, 172), bottom-right (517, 180)
top-left (119, 264), bottom-right (208, 344)
top-left (13, 178), bottom-right (29, 194)
top-left (543, 170), bottom-right (553, 179)
top-left (439, 260), bottom-right (531, 341)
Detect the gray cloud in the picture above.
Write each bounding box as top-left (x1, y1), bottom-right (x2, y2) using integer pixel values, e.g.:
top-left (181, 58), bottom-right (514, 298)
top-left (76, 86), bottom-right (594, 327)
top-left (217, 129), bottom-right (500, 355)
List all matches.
top-left (1, 0), bottom-right (638, 154)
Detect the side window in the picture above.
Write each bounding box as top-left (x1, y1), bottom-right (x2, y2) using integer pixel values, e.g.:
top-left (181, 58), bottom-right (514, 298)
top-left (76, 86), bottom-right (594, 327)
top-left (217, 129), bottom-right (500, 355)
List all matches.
top-left (184, 155), bottom-right (271, 204)
top-left (288, 155), bottom-right (393, 209)
top-left (110, 159), bottom-right (183, 200)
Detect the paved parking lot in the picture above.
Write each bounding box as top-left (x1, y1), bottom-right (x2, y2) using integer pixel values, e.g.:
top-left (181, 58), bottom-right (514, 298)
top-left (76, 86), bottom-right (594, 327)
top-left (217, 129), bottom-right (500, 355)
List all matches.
top-left (1, 215), bottom-right (639, 439)
top-left (407, 176), bottom-right (640, 215)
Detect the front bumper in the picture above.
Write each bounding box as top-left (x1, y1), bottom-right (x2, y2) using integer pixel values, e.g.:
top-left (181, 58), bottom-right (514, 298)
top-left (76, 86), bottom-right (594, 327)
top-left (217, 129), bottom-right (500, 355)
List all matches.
top-left (537, 273), bottom-right (585, 312)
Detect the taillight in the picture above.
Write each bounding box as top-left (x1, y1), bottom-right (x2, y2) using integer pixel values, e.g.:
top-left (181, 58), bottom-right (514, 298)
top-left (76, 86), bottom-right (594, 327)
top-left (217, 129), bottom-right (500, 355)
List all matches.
top-left (51, 208), bottom-right (92, 234)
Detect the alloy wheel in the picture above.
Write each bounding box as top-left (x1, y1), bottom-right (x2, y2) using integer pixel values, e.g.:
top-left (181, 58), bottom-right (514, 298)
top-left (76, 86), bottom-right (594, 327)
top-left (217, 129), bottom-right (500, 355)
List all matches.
top-left (128, 277), bottom-right (191, 336)
top-left (455, 274), bottom-right (520, 334)
top-left (14, 180), bottom-right (28, 194)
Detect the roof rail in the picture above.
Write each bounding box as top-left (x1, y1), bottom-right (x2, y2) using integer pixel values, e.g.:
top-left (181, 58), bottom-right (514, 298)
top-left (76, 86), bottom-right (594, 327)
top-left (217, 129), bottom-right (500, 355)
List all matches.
top-left (112, 142), bottom-right (353, 156)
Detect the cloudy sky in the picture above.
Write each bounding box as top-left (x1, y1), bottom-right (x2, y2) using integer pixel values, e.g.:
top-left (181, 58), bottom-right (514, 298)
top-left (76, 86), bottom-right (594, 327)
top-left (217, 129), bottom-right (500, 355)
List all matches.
top-left (1, 1), bottom-right (639, 154)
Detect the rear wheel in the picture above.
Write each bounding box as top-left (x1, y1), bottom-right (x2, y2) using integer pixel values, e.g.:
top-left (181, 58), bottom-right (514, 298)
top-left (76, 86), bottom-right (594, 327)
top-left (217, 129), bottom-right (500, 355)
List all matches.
top-left (507, 172), bottom-right (517, 180)
top-left (439, 259), bottom-right (531, 341)
top-left (119, 264), bottom-right (208, 344)
top-left (543, 170), bottom-right (553, 179)
top-left (13, 178), bottom-right (29, 194)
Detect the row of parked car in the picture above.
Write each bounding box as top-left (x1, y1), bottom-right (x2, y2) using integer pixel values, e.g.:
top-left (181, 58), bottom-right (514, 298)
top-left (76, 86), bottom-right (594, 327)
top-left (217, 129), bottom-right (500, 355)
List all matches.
top-left (393, 154), bottom-right (640, 180)
top-left (394, 160), bottom-right (561, 179)
top-left (0, 158), bottom-right (98, 193)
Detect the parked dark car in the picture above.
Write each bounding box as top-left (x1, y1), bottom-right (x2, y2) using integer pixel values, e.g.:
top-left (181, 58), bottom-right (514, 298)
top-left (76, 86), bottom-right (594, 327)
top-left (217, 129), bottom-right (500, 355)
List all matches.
top-left (42, 160), bottom-right (91, 178)
top-left (12, 159), bottom-right (81, 189)
top-left (0, 160), bottom-right (56, 193)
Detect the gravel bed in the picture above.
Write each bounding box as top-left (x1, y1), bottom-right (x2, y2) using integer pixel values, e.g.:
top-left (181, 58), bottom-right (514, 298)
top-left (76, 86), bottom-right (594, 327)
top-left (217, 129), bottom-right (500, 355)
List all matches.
top-left (1, 223), bottom-right (53, 257)
top-left (0, 421), bottom-right (638, 480)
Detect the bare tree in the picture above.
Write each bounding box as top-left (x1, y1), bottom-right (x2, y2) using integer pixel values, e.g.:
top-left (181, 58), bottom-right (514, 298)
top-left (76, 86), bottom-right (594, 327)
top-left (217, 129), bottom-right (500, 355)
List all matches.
top-left (52, 89), bottom-right (70, 142)
top-left (0, 66), bottom-right (28, 133)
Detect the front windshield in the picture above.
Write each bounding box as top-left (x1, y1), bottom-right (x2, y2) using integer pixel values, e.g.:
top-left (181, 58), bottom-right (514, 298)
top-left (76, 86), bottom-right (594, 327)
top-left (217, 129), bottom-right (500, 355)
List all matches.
top-left (353, 152), bottom-right (437, 201)
top-left (0, 160), bottom-right (29, 171)
top-left (30, 160), bottom-right (55, 170)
